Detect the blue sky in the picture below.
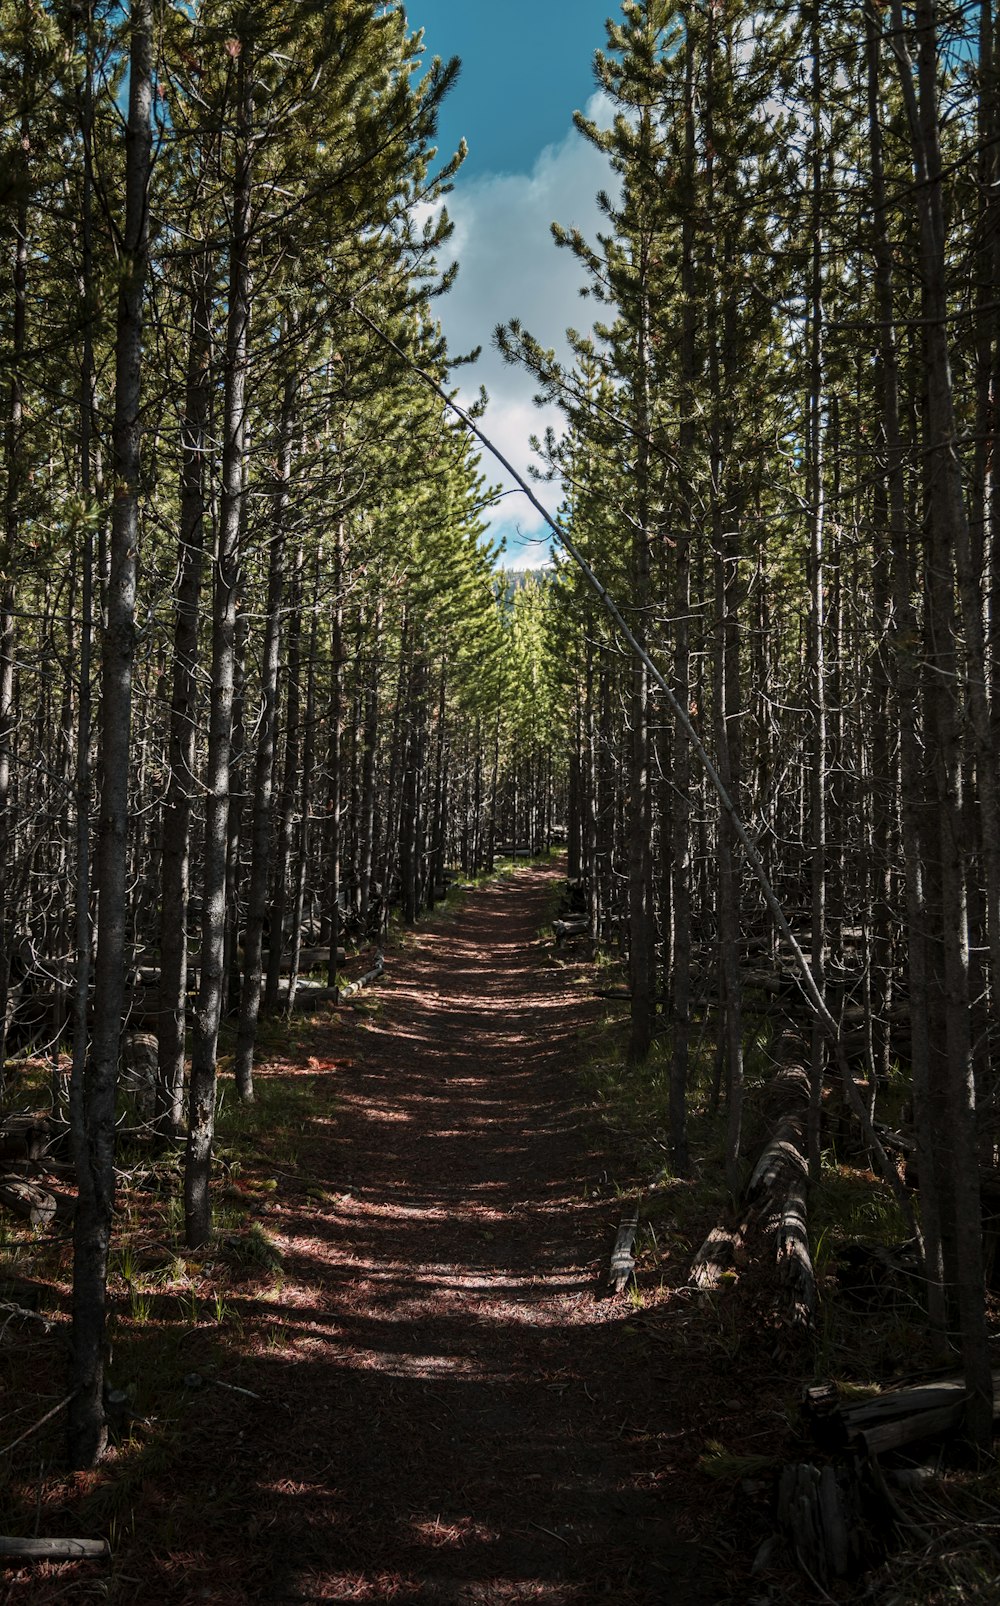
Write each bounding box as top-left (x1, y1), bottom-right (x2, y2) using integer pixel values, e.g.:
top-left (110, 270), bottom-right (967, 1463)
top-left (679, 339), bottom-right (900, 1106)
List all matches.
top-left (409, 2), bottom-right (613, 178)
top-left (404, 3), bottom-right (617, 566)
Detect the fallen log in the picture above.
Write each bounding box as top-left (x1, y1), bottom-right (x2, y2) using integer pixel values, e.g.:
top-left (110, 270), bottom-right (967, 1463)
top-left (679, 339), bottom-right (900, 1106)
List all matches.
top-left (338, 952), bottom-right (385, 1002)
top-left (261, 945), bottom-right (345, 974)
top-left (872, 1121), bottom-right (914, 1157)
top-left (689, 1224), bottom-right (741, 1291)
top-left (776, 1176), bottom-right (814, 1327)
top-left (687, 1038), bottom-right (815, 1317)
top-left (0, 1536), bottom-right (108, 1560)
top-left (609, 1211), bottom-right (639, 1294)
top-left (776, 1461), bottom-right (870, 1587)
top-left (861, 1406), bottom-right (967, 1457)
top-left (802, 1382), bottom-right (841, 1443)
top-left (0, 1176), bottom-right (56, 1229)
top-left (805, 1371), bottom-right (1000, 1456)
top-left (553, 916), bottom-right (589, 948)
top-left (278, 983), bottom-right (341, 1005)
top-left (745, 1040), bottom-right (815, 1327)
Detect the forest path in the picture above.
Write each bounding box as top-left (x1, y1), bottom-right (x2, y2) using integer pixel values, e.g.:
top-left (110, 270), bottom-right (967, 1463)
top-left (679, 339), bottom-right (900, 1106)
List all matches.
top-left (162, 867), bottom-right (731, 1604)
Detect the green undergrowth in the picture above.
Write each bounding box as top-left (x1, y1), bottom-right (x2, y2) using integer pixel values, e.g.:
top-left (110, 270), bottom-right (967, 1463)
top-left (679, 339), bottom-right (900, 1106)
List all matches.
top-left (0, 1013), bottom-right (346, 1591)
top-left (0, 853), bottom-right (576, 1592)
top-left (579, 998), bottom-right (737, 1287)
top-left (570, 969), bottom-right (998, 1605)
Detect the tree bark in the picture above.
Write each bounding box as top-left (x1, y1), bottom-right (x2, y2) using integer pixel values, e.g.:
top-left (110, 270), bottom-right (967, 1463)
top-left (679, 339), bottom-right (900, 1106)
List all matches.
top-left (669, 14), bottom-right (696, 1174)
top-left (358, 598), bottom-right (381, 924)
top-left (186, 37), bottom-right (253, 1249)
top-left (155, 268), bottom-right (210, 1135)
top-left (865, 6), bottom-right (947, 1342)
top-left (69, 0), bottom-right (152, 1468)
top-left (888, 0), bottom-right (993, 1445)
top-left (807, 6), bottom-right (827, 1183)
top-left (235, 367), bottom-right (295, 1097)
top-left (326, 519), bottom-right (345, 985)
top-left (0, 104), bottom-right (28, 1083)
top-left (265, 546), bottom-right (304, 1012)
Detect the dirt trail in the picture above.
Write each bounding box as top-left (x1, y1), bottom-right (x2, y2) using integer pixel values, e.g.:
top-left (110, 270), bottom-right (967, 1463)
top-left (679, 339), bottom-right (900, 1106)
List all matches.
top-left (155, 867), bottom-right (731, 1604)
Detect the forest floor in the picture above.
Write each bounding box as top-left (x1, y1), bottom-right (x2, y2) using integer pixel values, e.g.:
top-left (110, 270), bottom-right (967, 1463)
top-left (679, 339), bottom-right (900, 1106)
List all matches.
top-left (2, 863), bottom-right (906, 1604)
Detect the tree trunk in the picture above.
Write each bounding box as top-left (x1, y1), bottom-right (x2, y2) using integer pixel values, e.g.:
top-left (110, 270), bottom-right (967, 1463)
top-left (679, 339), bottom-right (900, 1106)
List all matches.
top-left (889, 0), bottom-right (993, 1446)
top-left (358, 599), bottom-right (381, 924)
top-left (807, 9), bottom-right (827, 1183)
top-left (265, 546), bottom-right (304, 1013)
top-left (69, 0), bottom-right (151, 1468)
top-left (0, 107), bottom-right (28, 1083)
top-left (326, 520), bottom-right (345, 986)
top-left (155, 269), bottom-right (210, 1135)
top-left (865, 8), bottom-right (946, 1343)
top-left (234, 368), bottom-right (294, 1097)
top-left (286, 583), bottom-right (320, 1019)
top-left (186, 39), bottom-right (253, 1249)
top-left (670, 15), bottom-right (697, 1174)
top-left (626, 120), bottom-right (655, 1066)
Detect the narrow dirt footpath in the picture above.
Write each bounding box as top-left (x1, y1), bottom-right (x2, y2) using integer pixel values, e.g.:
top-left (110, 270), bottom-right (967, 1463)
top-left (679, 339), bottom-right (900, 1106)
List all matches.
top-left (154, 867), bottom-right (731, 1604)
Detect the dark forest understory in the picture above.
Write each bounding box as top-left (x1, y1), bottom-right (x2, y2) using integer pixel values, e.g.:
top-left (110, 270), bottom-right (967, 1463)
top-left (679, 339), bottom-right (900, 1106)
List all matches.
top-left (1, 865), bottom-right (998, 1604)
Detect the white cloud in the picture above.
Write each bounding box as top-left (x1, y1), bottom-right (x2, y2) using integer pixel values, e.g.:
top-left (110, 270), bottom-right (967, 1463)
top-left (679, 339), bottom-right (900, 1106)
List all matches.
top-left (503, 538), bottom-right (554, 572)
top-left (433, 92), bottom-right (615, 561)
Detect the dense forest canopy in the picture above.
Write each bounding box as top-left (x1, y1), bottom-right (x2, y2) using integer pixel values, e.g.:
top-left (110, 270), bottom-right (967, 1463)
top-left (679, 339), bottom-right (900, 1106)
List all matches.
top-left (0, 0), bottom-right (999, 1475)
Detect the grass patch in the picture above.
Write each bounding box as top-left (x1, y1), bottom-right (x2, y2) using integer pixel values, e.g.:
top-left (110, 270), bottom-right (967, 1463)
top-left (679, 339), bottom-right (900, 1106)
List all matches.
top-left (221, 1221), bottom-right (283, 1277)
top-left (810, 1161), bottom-right (910, 1250)
top-left (697, 1440), bottom-right (779, 1481)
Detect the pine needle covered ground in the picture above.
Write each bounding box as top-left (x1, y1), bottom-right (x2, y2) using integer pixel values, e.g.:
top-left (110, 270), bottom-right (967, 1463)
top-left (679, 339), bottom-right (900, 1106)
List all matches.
top-left (0, 864), bottom-right (995, 1603)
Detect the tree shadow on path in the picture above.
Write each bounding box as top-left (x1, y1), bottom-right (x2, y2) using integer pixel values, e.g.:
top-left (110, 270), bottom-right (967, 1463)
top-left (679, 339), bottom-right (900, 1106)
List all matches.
top-left (110, 867), bottom-right (736, 1606)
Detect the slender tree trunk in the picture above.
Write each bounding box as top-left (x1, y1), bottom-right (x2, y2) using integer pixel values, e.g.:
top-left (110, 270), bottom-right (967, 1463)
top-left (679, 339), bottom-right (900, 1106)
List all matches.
top-left (584, 638), bottom-right (600, 939)
top-left (224, 573), bottom-right (249, 1015)
top-left (889, 0), bottom-right (992, 1445)
top-left (866, 8), bottom-right (946, 1340)
top-left (429, 665), bottom-right (448, 902)
top-left (670, 16), bottom-right (696, 1173)
top-left (704, 23), bottom-right (743, 1189)
top-left (400, 654), bottom-right (425, 924)
top-left (265, 547), bottom-right (304, 1012)
top-left (326, 521), bottom-right (345, 986)
top-left (807, 11), bottom-right (827, 1182)
top-left (186, 41), bottom-right (253, 1249)
top-left (287, 570), bottom-right (320, 1017)
top-left (0, 107), bottom-right (28, 1083)
top-left (234, 370), bottom-right (294, 1096)
top-left (627, 143), bottom-right (655, 1065)
top-left (69, 0), bottom-right (151, 1467)
top-left (71, 20), bottom-right (98, 1128)
top-left (568, 703), bottom-right (582, 883)
top-left (156, 269), bottom-right (210, 1135)
top-left (358, 599), bottom-right (380, 924)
